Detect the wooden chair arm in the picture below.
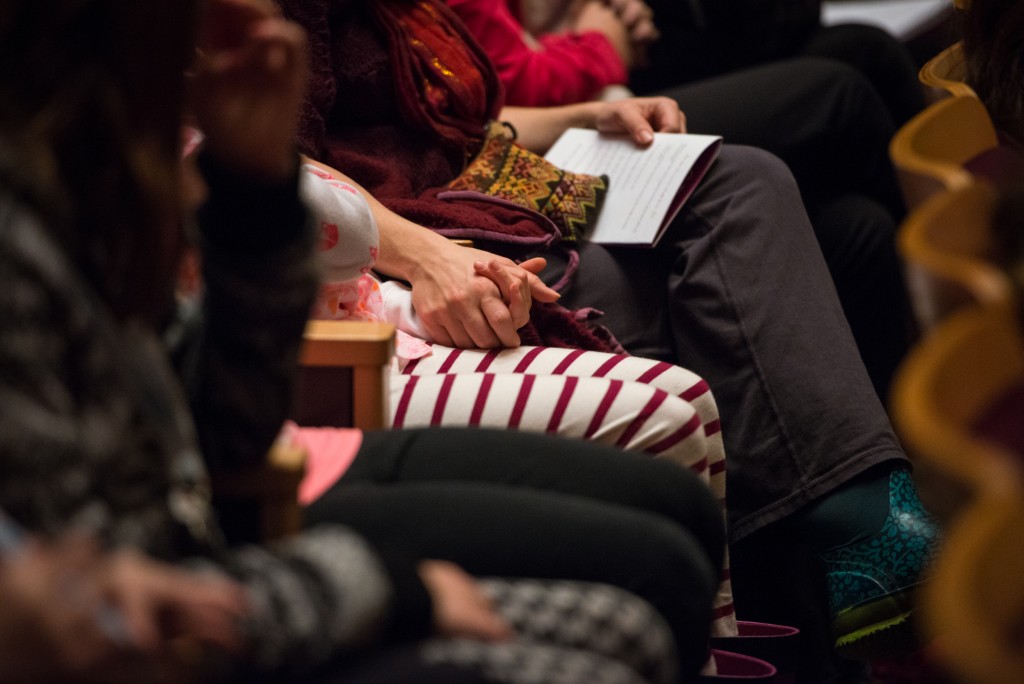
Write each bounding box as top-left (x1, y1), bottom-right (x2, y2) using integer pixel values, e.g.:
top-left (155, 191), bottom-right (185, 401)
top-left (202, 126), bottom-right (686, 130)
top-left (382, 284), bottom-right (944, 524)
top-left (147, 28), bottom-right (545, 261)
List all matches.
top-left (212, 321), bottom-right (396, 543)
top-left (211, 440), bottom-right (307, 542)
top-left (296, 320), bottom-right (396, 432)
top-left (301, 320), bottom-right (396, 367)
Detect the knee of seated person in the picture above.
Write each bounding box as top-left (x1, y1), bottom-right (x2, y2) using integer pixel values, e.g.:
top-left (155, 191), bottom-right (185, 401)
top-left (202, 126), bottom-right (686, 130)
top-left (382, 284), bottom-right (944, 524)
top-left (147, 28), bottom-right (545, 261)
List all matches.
top-left (640, 522), bottom-right (721, 663)
top-left (647, 364), bottom-right (715, 406)
top-left (787, 56), bottom-right (872, 91)
top-left (617, 389), bottom-right (707, 459)
top-left (823, 23), bottom-right (908, 62)
top-left (716, 145), bottom-right (800, 199)
top-left (793, 57), bottom-right (889, 118)
top-left (631, 472), bottom-right (726, 577)
top-left (811, 195), bottom-right (898, 261)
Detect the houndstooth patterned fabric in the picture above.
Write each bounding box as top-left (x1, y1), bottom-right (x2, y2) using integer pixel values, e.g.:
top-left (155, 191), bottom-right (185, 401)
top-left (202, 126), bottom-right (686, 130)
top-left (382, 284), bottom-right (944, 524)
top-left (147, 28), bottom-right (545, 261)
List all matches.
top-left (420, 638), bottom-right (651, 684)
top-left (422, 579), bottom-right (677, 684)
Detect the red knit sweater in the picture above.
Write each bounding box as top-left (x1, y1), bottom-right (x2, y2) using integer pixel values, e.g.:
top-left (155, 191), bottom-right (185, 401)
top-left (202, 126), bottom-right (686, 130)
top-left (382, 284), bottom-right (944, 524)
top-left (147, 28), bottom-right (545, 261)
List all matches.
top-left (446, 0), bottom-right (627, 107)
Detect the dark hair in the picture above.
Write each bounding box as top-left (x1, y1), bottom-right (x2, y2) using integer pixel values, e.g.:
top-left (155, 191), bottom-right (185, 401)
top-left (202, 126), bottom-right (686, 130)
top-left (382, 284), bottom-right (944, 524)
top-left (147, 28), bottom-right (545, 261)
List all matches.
top-left (960, 0), bottom-right (1024, 147)
top-left (0, 0), bottom-right (201, 320)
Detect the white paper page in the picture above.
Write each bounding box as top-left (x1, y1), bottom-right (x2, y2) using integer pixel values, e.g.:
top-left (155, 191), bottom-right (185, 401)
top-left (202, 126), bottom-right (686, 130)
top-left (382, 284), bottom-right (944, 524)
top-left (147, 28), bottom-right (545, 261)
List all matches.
top-left (544, 129), bottom-right (721, 245)
top-left (822, 0), bottom-right (952, 40)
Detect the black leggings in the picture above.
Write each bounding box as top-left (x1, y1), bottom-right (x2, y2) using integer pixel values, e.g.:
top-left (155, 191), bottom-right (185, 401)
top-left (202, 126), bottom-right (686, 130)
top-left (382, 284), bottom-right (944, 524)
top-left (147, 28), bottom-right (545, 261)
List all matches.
top-left (633, 16), bottom-right (924, 127)
top-left (305, 427), bottom-right (725, 678)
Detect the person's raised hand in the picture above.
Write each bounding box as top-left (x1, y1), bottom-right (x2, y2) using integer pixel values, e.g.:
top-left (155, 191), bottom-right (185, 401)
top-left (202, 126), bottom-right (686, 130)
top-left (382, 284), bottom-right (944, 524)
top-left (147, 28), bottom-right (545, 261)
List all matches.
top-left (418, 561), bottom-right (512, 642)
top-left (93, 550), bottom-right (250, 655)
top-left (191, 0), bottom-right (309, 180)
top-left (0, 538), bottom-right (248, 684)
top-left (0, 536), bottom-right (118, 681)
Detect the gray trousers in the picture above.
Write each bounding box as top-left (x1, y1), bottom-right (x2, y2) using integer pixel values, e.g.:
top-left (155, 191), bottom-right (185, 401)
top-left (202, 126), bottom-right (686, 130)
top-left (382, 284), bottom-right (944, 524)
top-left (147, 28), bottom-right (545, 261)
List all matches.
top-left (663, 57), bottom-right (914, 401)
top-left (551, 145), bottom-right (906, 542)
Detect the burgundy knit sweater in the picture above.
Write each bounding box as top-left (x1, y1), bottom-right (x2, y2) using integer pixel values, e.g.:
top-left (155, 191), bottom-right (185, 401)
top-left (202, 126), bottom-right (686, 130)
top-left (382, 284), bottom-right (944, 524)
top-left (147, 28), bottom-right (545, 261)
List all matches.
top-left (279, 0), bottom-right (620, 351)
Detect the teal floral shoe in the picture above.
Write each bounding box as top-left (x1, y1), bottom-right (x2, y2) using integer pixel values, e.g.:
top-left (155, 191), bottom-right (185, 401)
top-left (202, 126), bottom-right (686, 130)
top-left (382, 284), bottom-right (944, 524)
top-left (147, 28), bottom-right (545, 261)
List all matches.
top-left (821, 469), bottom-right (940, 661)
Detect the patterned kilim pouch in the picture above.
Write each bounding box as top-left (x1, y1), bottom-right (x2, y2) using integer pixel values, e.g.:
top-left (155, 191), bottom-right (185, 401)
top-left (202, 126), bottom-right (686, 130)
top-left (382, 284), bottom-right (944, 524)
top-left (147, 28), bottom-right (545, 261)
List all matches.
top-left (446, 121), bottom-right (609, 243)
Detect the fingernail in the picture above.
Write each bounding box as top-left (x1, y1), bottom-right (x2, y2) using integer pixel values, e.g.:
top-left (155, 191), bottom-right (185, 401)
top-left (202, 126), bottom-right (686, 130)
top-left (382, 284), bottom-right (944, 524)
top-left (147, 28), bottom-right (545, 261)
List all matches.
top-left (639, 131), bottom-right (654, 144)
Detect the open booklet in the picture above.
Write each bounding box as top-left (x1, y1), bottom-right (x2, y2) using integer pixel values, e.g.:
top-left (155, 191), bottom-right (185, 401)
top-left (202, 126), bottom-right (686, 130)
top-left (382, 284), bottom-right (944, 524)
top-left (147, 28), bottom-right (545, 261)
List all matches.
top-left (544, 128), bottom-right (722, 246)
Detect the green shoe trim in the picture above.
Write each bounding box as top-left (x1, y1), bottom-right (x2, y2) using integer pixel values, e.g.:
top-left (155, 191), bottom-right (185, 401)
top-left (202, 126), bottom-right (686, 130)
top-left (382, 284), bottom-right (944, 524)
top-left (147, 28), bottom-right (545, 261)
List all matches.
top-left (831, 585), bottom-right (919, 639)
top-left (836, 611), bottom-right (912, 647)
top-left (834, 609), bottom-right (919, 661)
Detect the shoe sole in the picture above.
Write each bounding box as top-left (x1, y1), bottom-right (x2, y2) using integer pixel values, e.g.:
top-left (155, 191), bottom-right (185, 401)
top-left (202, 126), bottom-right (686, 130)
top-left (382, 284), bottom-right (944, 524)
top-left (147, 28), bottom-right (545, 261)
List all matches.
top-left (831, 588), bottom-right (921, 661)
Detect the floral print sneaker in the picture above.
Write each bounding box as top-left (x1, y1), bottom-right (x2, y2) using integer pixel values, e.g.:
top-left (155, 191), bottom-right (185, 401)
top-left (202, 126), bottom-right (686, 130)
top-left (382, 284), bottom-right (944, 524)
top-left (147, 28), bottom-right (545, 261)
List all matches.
top-left (822, 469), bottom-right (941, 661)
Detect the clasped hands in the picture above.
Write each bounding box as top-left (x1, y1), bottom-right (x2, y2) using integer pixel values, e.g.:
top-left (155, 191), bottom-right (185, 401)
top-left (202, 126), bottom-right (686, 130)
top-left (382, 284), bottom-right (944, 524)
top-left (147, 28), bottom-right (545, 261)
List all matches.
top-left (408, 243), bottom-right (560, 350)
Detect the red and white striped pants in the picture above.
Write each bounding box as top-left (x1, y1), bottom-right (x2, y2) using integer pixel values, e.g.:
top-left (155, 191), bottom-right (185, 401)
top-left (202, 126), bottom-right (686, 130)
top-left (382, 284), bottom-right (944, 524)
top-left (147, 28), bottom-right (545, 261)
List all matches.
top-left (390, 345), bottom-right (736, 636)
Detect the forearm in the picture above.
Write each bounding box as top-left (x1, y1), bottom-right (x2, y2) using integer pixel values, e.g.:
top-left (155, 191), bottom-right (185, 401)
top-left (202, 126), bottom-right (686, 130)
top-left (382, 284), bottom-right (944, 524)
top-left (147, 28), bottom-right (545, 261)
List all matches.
top-left (206, 526), bottom-right (432, 679)
top-left (298, 159), bottom-right (548, 348)
top-left (299, 157), bottom-right (455, 283)
top-left (500, 102), bottom-right (603, 153)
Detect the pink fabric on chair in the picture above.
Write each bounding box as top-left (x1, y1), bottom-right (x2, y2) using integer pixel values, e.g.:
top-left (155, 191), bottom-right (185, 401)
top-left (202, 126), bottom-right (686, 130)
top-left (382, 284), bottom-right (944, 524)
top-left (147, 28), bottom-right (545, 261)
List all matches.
top-left (284, 423), bottom-right (364, 505)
